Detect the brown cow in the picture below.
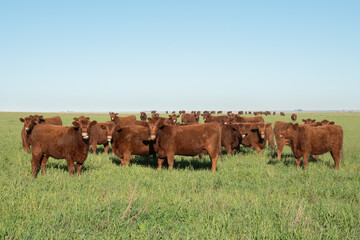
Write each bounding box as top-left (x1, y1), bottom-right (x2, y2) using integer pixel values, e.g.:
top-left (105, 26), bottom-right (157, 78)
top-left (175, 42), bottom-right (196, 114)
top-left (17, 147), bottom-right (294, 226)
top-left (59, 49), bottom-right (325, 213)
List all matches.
top-left (152, 113), bottom-right (160, 119)
top-left (145, 119), bottom-right (222, 172)
top-left (221, 124), bottom-right (244, 154)
top-left (238, 123), bottom-right (274, 153)
top-left (30, 116), bottom-right (97, 178)
top-left (279, 123), bottom-right (343, 169)
top-left (316, 119), bottom-right (335, 126)
top-left (20, 115), bottom-right (62, 153)
top-left (168, 114), bottom-right (180, 124)
top-left (230, 115), bottom-right (264, 123)
top-left (291, 114), bottom-right (297, 121)
top-left (109, 112), bottom-right (137, 126)
top-left (140, 112), bottom-right (147, 121)
top-left (302, 118), bottom-right (317, 126)
top-left (203, 114), bottom-right (230, 125)
top-left (102, 123), bottom-right (156, 166)
top-left (280, 112), bottom-right (285, 116)
top-left (181, 113), bottom-right (200, 124)
top-left (89, 121), bottom-right (115, 154)
top-left (273, 121), bottom-right (292, 161)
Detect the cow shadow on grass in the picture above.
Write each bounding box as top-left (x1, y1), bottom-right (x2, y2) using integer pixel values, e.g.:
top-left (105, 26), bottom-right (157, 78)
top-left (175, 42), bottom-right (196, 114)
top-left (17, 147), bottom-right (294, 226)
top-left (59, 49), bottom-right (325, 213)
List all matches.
top-left (267, 154), bottom-right (320, 168)
top-left (41, 161), bottom-right (91, 174)
top-left (110, 155), bottom-right (213, 171)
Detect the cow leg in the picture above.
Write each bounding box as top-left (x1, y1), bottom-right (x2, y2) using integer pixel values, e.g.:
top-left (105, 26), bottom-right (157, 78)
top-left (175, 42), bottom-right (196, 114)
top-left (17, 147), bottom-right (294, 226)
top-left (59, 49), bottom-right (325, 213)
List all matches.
top-left (295, 157), bottom-right (301, 168)
top-left (76, 162), bottom-right (83, 175)
top-left (66, 159), bottom-right (75, 177)
top-left (158, 157), bottom-right (166, 171)
top-left (103, 142), bottom-right (109, 154)
top-left (277, 144), bottom-right (284, 161)
top-left (210, 154), bottom-right (219, 173)
top-left (167, 154), bottom-right (174, 170)
top-left (303, 153), bottom-right (310, 170)
top-left (124, 153), bottom-right (131, 166)
top-left (31, 152), bottom-right (42, 178)
top-left (120, 157), bottom-right (126, 167)
top-left (330, 151), bottom-right (340, 170)
top-left (91, 143), bottom-right (97, 154)
top-left (40, 155), bottom-right (49, 176)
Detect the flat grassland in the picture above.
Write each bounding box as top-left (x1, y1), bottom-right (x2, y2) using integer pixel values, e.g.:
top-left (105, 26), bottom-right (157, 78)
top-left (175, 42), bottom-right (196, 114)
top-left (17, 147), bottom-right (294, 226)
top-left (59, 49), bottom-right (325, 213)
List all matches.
top-left (1, 112), bottom-right (359, 239)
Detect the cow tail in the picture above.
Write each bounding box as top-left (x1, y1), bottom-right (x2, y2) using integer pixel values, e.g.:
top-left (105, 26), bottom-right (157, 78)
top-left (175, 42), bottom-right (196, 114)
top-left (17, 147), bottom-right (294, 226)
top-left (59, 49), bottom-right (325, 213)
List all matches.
top-left (341, 145), bottom-right (344, 166)
top-left (219, 126), bottom-right (223, 164)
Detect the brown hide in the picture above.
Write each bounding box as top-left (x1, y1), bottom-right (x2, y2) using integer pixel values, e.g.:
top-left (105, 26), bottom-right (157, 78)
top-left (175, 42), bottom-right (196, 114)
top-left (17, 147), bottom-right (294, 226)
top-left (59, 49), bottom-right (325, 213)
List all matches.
top-left (89, 121), bottom-right (115, 154)
top-left (203, 114), bottom-right (230, 124)
top-left (30, 117), bottom-right (97, 178)
top-left (230, 115), bottom-right (264, 123)
top-left (237, 123), bottom-right (273, 153)
top-left (181, 113), bottom-right (199, 124)
top-left (281, 123), bottom-right (343, 169)
top-left (147, 120), bottom-right (222, 172)
top-left (273, 121), bottom-right (292, 160)
top-left (291, 114), bottom-right (297, 121)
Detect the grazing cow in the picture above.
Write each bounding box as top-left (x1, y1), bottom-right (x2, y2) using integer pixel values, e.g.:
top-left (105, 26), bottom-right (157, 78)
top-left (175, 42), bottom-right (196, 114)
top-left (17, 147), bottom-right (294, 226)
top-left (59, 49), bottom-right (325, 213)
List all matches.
top-left (280, 112), bottom-right (285, 116)
top-left (238, 123), bottom-right (274, 153)
top-left (279, 123), bottom-right (343, 169)
top-left (291, 114), bottom-right (297, 121)
top-left (145, 118), bottom-right (222, 172)
top-left (89, 121), bottom-right (115, 154)
top-left (203, 114), bottom-right (230, 125)
top-left (140, 112), bottom-right (147, 121)
top-left (230, 115), bottom-right (264, 123)
top-left (30, 116), bottom-right (97, 178)
top-left (102, 123), bottom-right (156, 166)
top-left (181, 113), bottom-right (200, 124)
top-left (20, 115), bottom-right (62, 153)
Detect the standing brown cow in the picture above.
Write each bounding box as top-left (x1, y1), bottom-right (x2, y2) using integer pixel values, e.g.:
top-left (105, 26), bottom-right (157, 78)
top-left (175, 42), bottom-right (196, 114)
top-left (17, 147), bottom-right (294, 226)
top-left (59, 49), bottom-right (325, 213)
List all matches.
top-left (280, 112), bottom-right (285, 116)
top-left (291, 114), bottom-right (297, 121)
top-left (30, 116), bottom-right (97, 178)
top-left (237, 123), bottom-right (274, 153)
top-left (145, 118), bottom-right (222, 172)
top-left (280, 123), bottom-right (343, 169)
top-left (140, 112), bottom-right (147, 121)
top-left (89, 121), bottom-right (115, 154)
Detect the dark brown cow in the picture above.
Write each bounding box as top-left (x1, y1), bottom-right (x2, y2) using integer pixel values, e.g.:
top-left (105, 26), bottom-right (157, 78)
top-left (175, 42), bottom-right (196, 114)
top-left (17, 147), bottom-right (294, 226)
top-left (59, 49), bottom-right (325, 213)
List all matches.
top-left (273, 111), bottom-right (276, 115)
top-left (203, 114), bottom-right (230, 124)
top-left (238, 123), bottom-right (274, 153)
top-left (238, 111), bottom-right (244, 115)
top-left (217, 111), bottom-right (223, 114)
top-left (291, 114), bottom-right (297, 121)
top-left (102, 123), bottom-right (156, 166)
top-left (230, 115), bottom-right (264, 123)
top-left (89, 121), bottom-right (115, 154)
top-left (221, 124), bottom-right (244, 154)
top-left (168, 114), bottom-right (180, 124)
top-left (181, 113), bottom-right (200, 124)
top-left (145, 119), bottom-right (222, 172)
top-left (140, 112), bottom-right (147, 121)
top-left (30, 116), bottom-right (97, 178)
top-left (280, 112), bottom-right (285, 116)
top-left (279, 123), bottom-right (343, 169)
top-left (20, 115), bottom-right (63, 153)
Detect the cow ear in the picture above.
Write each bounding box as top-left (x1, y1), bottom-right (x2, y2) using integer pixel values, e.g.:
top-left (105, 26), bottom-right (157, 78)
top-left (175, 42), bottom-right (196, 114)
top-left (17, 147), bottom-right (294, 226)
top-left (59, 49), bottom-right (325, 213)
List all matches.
top-left (72, 121), bottom-right (80, 129)
top-left (169, 115), bottom-right (172, 118)
top-left (177, 115), bottom-right (180, 118)
top-left (73, 117), bottom-right (79, 121)
top-left (20, 118), bottom-right (25, 122)
top-left (330, 121), bottom-right (335, 125)
top-left (148, 118), bottom-right (152, 122)
top-left (302, 119), bottom-right (306, 123)
top-left (90, 121), bottom-right (97, 126)
top-left (293, 123), bottom-right (299, 130)
top-left (115, 113), bottom-right (118, 116)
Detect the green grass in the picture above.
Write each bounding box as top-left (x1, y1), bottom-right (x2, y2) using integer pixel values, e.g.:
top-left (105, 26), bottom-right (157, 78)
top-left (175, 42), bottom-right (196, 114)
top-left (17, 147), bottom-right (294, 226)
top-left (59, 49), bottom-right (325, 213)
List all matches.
top-left (1, 112), bottom-right (360, 239)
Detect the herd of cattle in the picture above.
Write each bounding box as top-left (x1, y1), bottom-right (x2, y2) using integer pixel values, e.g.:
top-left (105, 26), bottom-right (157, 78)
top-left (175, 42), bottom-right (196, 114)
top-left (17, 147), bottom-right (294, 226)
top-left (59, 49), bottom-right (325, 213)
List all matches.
top-left (19, 111), bottom-right (343, 178)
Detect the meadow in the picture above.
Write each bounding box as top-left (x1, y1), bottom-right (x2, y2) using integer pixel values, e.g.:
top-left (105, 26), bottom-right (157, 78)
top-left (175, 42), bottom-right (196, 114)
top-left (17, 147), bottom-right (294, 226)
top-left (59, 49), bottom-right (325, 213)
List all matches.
top-left (1, 111), bottom-right (359, 239)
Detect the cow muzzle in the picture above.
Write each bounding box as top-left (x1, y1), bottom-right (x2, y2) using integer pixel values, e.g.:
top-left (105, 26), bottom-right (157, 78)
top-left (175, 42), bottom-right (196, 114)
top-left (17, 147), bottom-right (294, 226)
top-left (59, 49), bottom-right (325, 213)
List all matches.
top-left (261, 134), bottom-right (265, 139)
top-left (242, 134), bottom-right (247, 138)
top-left (107, 136), bottom-right (112, 142)
top-left (82, 132), bottom-right (89, 139)
top-left (149, 135), bottom-right (156, 140)
top-left (25, 127), bottom-right (29, 131)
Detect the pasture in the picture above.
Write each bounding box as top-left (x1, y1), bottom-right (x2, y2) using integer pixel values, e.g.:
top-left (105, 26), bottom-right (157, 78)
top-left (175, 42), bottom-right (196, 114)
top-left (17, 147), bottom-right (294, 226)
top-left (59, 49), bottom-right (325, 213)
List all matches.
top-left (1, 112), bottom-right (360, 239)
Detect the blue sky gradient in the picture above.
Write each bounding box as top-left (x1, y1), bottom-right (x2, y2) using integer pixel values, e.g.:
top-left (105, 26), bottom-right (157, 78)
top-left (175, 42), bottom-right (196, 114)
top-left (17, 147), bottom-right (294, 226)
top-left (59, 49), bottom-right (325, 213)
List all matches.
top-left (1, 1), bottom-right (359, 112)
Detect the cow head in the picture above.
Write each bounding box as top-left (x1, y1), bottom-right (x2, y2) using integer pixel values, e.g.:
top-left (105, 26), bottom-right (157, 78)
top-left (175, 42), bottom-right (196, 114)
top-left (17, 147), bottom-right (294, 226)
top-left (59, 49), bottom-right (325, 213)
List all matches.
top-left (202, 113), bottom-right (211, 123)
top-left (147, 117), bottom-right (167, 141)
top-left (151, 113), bottom-right (160, 119)
top-left (100, 122), bottom-right (117, 142)
top-left (32, 115), bottom-right (46, 124)
top-left (19, 115), bottom-right (36, 132)
top-left (168, 114), bottom-right (180, 124)
top-left (279, 123), bottom-right (299, 139)
top-left (73, 116), bottom-right (97, 140)
top-left (109, 112), bottom-right (118, 121)
top-left (194, 113), bottom-right (200, 123)
top-left (302, 118), bottom-right (316, 125)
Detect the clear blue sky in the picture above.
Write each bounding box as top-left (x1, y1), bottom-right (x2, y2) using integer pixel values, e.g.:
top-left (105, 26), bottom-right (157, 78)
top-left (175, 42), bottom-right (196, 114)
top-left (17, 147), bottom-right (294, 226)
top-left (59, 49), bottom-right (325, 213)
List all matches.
top-left (1, 1), bottom-right (359, 112)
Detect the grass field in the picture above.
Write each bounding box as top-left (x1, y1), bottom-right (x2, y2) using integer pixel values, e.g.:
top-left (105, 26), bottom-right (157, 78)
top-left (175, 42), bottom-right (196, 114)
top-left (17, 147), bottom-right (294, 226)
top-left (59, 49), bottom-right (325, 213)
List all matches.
top-left (1, 112), bottom-right (360, 239)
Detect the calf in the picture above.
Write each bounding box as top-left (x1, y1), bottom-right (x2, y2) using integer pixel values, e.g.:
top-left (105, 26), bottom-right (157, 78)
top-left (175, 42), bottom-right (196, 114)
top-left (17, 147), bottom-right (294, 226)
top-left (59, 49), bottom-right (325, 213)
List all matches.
top-left (146, 119), bottom-right (222, 172)
top-left (280, 123), bottom-right (343, 169)
top-left (90, 121), bottom-right (115, 154)
top-left (30, 116), bottom-right (97, 178)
